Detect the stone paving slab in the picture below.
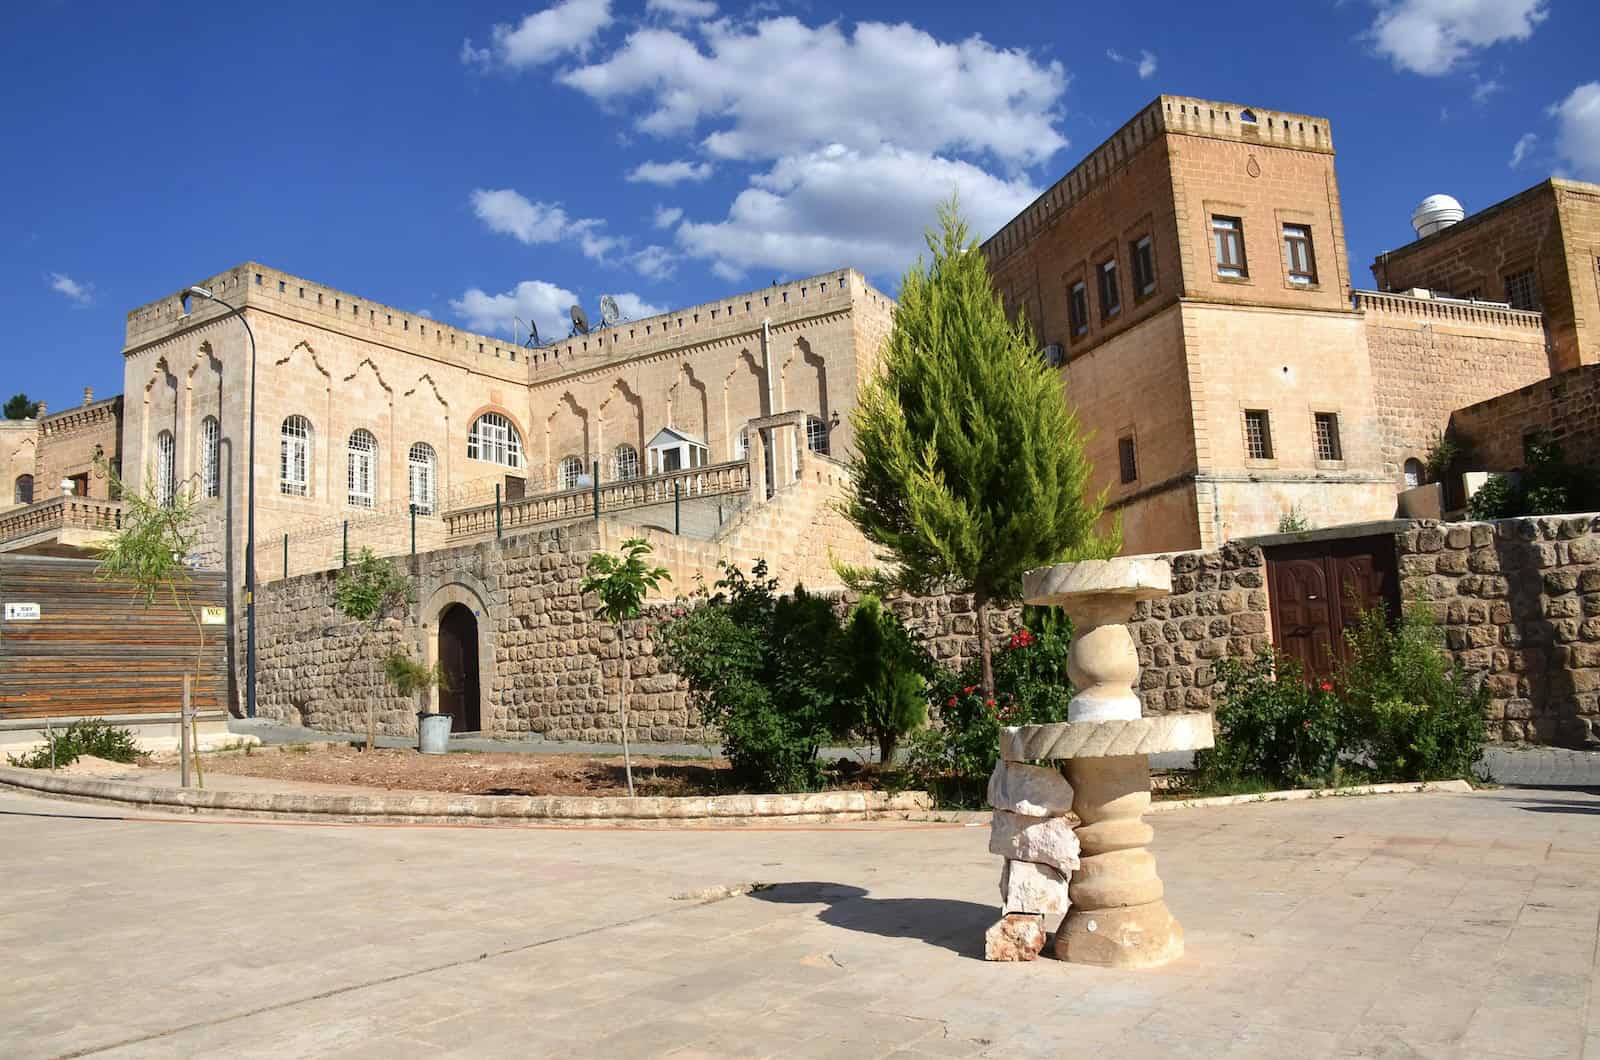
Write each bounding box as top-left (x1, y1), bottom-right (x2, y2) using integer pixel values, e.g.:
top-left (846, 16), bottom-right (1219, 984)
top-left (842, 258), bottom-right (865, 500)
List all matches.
top-left (2, 785), bottom-right (1597, 1057)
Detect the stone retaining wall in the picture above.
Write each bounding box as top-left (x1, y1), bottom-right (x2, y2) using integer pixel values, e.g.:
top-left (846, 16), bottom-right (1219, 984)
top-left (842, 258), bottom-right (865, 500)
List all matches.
top-left (1398, 514), bottom-right (1600, 746)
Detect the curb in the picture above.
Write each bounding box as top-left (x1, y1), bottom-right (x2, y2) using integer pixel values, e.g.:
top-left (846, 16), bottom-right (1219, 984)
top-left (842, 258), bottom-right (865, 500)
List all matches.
top-left (1146, 778), bottom-right (1474, 813)
top-left (0, 766), bottom-right (932, 826)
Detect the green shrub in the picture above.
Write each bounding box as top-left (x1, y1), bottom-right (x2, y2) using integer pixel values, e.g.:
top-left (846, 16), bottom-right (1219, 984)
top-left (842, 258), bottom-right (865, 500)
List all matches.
top-left (1467, 439), bottom-right (1600, 520)
top-left (1337, 604), bottom-right (1487, 781)
top-left (1194, 650), bottom-right (1343, 790)
top-left (660, 562), bottom-right (844, 792)
top-left (907, 608), bottom-right (1073, 805)
top-left (832, 596), bottom-right (929, 765)
top-left (9, 720), bottom-right (141, 769)
top-left (1466, 474), bottom-right (1517, 520)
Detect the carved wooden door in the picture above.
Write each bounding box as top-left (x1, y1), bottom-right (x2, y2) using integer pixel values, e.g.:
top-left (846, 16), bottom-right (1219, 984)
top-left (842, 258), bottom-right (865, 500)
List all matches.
top-left (1265, 536), bottom-right (1400, 683)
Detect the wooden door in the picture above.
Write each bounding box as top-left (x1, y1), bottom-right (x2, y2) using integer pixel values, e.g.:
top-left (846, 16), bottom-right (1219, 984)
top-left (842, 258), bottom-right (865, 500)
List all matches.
top-left (437, 604), bottom-right (481, 732)
top-left (1265, 535), bottom-right (1400, 683)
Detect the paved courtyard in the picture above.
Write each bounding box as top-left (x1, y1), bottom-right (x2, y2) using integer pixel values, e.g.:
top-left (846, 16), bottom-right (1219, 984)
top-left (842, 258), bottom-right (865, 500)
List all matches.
top-left (2, 785), bottom-right (1597, 1059)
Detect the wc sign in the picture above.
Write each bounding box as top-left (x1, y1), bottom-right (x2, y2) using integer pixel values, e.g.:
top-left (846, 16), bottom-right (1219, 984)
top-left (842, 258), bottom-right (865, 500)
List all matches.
top-left (4, 602), bottom-right (41, 621)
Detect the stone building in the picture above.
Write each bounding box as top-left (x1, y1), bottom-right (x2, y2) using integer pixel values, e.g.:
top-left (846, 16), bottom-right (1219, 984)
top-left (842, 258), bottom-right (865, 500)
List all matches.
top-left (0, 391), bottom-right (124, 556)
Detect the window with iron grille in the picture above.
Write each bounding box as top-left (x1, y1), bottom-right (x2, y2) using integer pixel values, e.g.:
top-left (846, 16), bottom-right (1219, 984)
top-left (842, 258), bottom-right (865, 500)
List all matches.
top-left (347, 429), bottom-right (377, 508)
top-left (735, 427), bottom-right (749, 460)
top-left (155, 431), bottom-right (176, 506)
top-left (1118, 436), bottom-right (1138, 484)
top-left (612, 444), bottom-right (639, 481)
top-left (1131, 236), bottom-right (1156, 295)
top-left (1504, 269), bottom-right (1538, 311)
top-left (806, 415), bottom-right (830, 455)
top-left (1098, 258), bottom-right (1121, 319)
top-left (1243, 409), bottom-right (1273, 460)
top-left (280, 415), bottom-right (311, 497)
top-left (1313, 412), bottom-right (1342, 461)
top-left (468, 412), bottom-right (523, 468)
top-left (1213, 216), bottom-right (1247, 278)
top-left (1282, 225), bottom-right (1317, 285)
top-left (408, 442), bottom-right (436, 515)
top-left (200, 416), bottom-right (221, 498)
top-left (1068, 281), bottom-right (1089, 337)
top-left (558, 455), bottom-right (584, 491)
top-left (14, 474), bottom-right (32, 505)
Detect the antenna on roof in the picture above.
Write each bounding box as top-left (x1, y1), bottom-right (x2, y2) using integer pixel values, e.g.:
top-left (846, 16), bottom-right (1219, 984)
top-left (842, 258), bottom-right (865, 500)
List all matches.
top-left (526, 319), bottom-right (540, 348)
top-left (570, 304), bottom-right (590, 336)
top-left (599, 294), bottom-right (621, 328)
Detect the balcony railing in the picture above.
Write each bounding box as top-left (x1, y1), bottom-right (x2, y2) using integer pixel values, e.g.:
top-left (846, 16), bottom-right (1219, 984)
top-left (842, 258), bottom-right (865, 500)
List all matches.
top-left (444, 460), bottom-right (752, 540)
top-left (0, 496), bottom-right (126, 547)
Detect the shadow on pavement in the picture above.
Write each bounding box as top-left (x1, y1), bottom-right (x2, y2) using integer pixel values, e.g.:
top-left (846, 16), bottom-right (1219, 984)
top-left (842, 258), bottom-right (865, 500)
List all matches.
top-left (750, 881), bottom-right (994, 960)
top-left (1519, 804), bottom-right (1600, 814)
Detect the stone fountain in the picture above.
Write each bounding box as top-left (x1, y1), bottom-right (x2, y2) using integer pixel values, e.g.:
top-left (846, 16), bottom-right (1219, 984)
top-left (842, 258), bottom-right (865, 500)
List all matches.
top-left (985, 557), bottom-right (1214, 969)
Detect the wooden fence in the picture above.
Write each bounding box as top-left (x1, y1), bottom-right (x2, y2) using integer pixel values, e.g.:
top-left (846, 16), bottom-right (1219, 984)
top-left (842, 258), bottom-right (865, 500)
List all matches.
top-left (0, 556), bottom-right (229, 720)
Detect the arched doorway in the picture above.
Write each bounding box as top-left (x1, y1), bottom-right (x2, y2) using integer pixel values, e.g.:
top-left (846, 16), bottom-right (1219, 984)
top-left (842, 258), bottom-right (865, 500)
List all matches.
top-left (437, 603), bottom-right (481, 733)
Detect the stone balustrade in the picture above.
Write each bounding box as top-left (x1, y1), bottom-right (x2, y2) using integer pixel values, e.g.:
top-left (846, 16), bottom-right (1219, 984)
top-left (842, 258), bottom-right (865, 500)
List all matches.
top-left (0, 495), bottom-right (125, 548)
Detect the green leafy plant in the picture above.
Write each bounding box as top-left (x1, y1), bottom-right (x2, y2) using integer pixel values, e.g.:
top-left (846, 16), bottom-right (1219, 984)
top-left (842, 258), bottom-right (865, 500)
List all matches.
top-left (1425, 429), bottom-right (1465, 483)
top-left (1467, 439), bottom-right (1600, 519)
top-left (660, 561), bottom-right (842, 792)
top-left (383, 651), bottom-right (447, 713)
top-left (1466, 473), bottom-right (1518, 520)
top-left (907, 611), bottom-right (1074, 806)
top-left (1277, 505), bottom-right (1311, 534)
top-left (332, 549), bottom-right (414, 751)
top-left (96, 464), bottom-right (208, 786)
top-left (841, 198), bottom-right (1116, 697)
top-left (831, 596), bottom-right (929, 765)
top-left (1193, 650), bottom-right (1343, 791)
top-left (580, 537), bottom-right (671, 796)
top-left (9, 720), bottom-right (141, 769)
top-left (1336, 604), bottom-right (1487, 781)
top-left (3, 392), bottom-right (40, 420)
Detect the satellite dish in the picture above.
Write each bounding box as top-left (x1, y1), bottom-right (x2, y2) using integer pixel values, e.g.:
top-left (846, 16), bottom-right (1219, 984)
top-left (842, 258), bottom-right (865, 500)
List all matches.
top-left (599, 294), bottom-right (621, 327)
top-left (570, 304), bottom-right (590, 335)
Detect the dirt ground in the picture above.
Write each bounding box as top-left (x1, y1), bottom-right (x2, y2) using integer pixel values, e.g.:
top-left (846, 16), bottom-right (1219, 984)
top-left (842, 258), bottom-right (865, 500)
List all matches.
top-left (200, 745), bottom-right (766, 797)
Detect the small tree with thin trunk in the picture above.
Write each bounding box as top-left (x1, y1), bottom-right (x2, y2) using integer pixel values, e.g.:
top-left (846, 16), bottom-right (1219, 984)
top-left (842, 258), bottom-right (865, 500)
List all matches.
top-left (96, 466), bottom-right (208, 785)
top-left (842, 199), bottom-right (1118, 695)
top-left (383, 650), bottom-right (447, 722)
top-left (333, 549), bottom-right (413, 751)
top-left (581, 538), bottom-right (671, 797)
top-left (832, 595), bottom-right (927, 765)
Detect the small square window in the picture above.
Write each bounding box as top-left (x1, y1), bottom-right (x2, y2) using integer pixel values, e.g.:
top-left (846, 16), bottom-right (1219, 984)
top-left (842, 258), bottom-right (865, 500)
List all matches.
top-left (1283, 225), bottom-right (1317, 285)
top-left (1131, 236), bottom-right (1156, 296)
top-left (254, 273), bottom-right (262, 286)
top-left (1313, 412), bottom-right (1342, 461)
top-left (1068, 281), bottom-right (1089, 338)
top-left (278, 280), bottom-right (286, 293)
top-left (1213, 216), bottom-right (1247, 278)
top-left (1243, 409), bottom-right (1273, 460)
top-left (1504, 269), bottom-right (1538, 311)
top-left (1118, 436), bottom-right (1138, 484)
top-left (1098, 258), bottom-right (1121, 320)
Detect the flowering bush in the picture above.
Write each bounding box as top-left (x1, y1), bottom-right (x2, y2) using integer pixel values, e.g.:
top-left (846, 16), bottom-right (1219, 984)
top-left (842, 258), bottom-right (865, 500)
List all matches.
top-left (1193, 650), bottom-right (1344, 790)
top-left (906, 607), bottom-right (1073, 805)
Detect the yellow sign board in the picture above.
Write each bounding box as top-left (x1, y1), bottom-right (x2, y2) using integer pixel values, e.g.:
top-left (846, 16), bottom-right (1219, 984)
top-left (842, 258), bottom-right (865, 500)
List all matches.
top-left (201, 606), bottom-right (228, 625)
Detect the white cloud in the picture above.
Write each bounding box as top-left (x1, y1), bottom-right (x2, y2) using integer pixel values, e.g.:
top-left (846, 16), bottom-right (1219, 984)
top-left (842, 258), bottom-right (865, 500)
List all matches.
top-left (1367, 0), bottom-right (1547, 77)
top-left (49, 272), bottom-right (93, 306)
top-left (629, 245), bottom-right (677, 279)
top-left (559, 18), bottom-right (1066, 167)
top-left (645, 0), bottom-right (716, 23)
top-left (1106, 48), bottom-right (1157, 80)
top-left (1509, 131), bottom-right (1538, 168)
top-left (452, 280), bottom-right (665, 341)
top-left (470, 187), bottom-right (619, 263)
top-left (626, 159), bottom-right (714, 185)
top-left (1549, 82), bottom-right (1600, 179)
top-left (608, 292), bottom-right (667, 320)
top-left (1471, 77), bottom-right (1501, 104)
top-left (462, 0), bottom-right (613, 71)
top-left (675, 144), bottom-right (1039, 279)
top-left (653, 205), bottom-right (683, 229)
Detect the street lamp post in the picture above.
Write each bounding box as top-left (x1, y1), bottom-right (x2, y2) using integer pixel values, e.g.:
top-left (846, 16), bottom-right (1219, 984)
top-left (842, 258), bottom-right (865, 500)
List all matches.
top-left (188, 285), bottom-right (258, 719)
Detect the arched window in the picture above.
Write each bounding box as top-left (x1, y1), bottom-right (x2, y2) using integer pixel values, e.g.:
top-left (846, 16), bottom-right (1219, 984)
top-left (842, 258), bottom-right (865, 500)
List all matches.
top-left (1403, 458), bottom-right (1425, 489)
top-left (200, 416), bottom-right (221, 499)
top-left (805, 415), bottom-right (829, 456)
top-left (154, 430), bottom-right (176, 507)
top-left (347, 429), bottom-right (377, 507)
top-left (280, 415), bottom-right (312, 497)
top-left (735, 427), bottom-right (749, 460)
top-left (408, 443), bottom-right (437, 515)
top-left (612, 444), bottom-right (639, 481)
top-left (558, 455), bottom-right (584, 491)
top-left (14, 474), bottom-right (33, 505)
top-left (467, 412), bottom-right (523, 468)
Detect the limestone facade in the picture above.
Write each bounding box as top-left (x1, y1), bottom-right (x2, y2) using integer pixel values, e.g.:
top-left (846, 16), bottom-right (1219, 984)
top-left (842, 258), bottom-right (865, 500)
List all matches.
top-left (983, 96), bottom-right (1394, 552)
top-left (0, 391), bottom-right (122, 512)
top-left (1448, 363), bottom-right (1600, 478)
top-left (1370, 178), bottom-right (1600, 374)
top-left (1, 419), bottom-right (37, 511)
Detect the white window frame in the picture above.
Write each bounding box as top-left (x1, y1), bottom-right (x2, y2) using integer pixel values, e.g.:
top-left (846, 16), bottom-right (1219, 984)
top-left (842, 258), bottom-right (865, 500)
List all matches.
top-left (467, 412), bottom-right (523, 469)
top-left (408, 442), bottom-right (437, 515)
top-left (347, 429), bottom-right (377, 508)
top-left (611, 444), bottom-right (639, 481)
top-left (280, 415), bottom-right (312, 497)
top-left (558, 455), bottom-right (584, 491)
top-left (805, 415), bottom-right (829, 455)
top-left (200, 416), bottom-right (221, 499)
top-left (155, 430), bottom-right (176, 507)
top-left (1213, 216), bottom-right (1246, 279)
top-left (1283, 224), bottom-right (1316, 285)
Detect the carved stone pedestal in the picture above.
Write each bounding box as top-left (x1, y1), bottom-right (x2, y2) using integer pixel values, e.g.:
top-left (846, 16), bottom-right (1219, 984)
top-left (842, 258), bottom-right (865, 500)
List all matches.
top-left (998, 558), bottom-right (1214, 970)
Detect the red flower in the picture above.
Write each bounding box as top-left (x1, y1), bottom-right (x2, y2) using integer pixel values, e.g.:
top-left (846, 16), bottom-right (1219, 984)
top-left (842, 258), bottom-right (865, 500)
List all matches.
top-left (1318, 681), bottom-right (1333, 693)
top-left (985, 698), bottom-right (997, 709)
top-left (946, 695), bottom-right (957, 707)
top-left (1006, 628), bottom-right (1036, 651)
top-left (963, 685), bottom-right (978, 695)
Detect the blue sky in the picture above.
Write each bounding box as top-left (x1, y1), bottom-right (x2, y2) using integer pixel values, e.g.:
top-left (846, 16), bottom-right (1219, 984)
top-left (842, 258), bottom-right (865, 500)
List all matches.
top-left (3, 0), bottom-right (1596, 412)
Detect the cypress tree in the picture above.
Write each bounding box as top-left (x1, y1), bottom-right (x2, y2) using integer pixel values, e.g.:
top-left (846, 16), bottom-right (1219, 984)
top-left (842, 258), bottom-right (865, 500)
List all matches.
top-left (842, 200), bottom-right (1117, 694)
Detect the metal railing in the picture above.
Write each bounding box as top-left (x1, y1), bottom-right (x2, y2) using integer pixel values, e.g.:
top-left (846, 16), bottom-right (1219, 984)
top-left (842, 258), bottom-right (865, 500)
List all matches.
top-left (0, 496), bottom-right (126, 547)
top-left (444, 460), bottom-right (752, 540)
